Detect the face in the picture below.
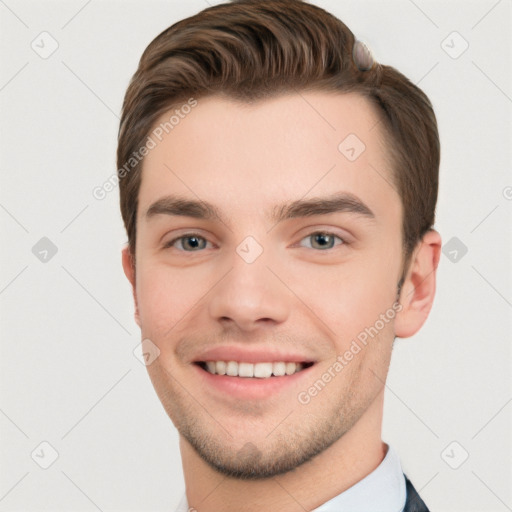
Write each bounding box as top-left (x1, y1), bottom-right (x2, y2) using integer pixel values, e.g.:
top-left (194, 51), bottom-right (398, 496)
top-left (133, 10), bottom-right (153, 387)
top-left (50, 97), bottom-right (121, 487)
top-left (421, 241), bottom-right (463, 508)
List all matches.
top-left (125, 92), bottom-right (405, 478)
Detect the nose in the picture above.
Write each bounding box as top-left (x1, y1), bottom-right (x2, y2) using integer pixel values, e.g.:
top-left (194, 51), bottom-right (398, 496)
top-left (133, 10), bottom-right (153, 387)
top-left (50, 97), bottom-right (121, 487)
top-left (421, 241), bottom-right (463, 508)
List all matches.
top-left (208, 249), bottom-right (290, 332)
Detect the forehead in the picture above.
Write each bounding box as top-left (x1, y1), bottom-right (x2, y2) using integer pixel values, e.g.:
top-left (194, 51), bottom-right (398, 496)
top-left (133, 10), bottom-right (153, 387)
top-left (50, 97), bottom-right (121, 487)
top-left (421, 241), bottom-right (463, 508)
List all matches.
top-left (138, 91), bottom-right (399, 224)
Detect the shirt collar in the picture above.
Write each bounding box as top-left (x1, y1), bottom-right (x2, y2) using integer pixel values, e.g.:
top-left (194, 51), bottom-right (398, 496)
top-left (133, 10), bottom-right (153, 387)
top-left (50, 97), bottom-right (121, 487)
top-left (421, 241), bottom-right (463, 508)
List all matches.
top-left (175, 444), bottom-right (406, 512)
top-left (311, 443), bottom-right (406, 512)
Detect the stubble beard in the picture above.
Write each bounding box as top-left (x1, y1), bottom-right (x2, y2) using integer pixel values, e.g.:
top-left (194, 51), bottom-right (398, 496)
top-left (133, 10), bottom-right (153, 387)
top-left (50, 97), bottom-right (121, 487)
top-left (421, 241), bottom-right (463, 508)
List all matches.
top-left (147, 360), bottom-right (372, 480)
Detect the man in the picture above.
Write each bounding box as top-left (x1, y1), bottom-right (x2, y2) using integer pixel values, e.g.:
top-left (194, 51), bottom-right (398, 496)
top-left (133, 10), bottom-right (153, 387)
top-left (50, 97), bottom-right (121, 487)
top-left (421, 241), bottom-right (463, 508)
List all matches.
top-left (117, 0), bottom-right (441, 510)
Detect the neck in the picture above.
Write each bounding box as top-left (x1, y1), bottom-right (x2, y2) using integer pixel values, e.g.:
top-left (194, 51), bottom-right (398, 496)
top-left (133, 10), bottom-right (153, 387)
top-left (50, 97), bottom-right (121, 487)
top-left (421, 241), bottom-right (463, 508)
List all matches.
top-left (180, 390), bottom-right (386, 511)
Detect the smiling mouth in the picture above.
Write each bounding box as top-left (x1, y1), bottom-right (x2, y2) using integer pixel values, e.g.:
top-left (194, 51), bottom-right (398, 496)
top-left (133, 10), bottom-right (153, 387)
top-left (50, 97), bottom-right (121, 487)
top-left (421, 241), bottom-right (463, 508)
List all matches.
top-left (195, 360), bottom-right (315, 378)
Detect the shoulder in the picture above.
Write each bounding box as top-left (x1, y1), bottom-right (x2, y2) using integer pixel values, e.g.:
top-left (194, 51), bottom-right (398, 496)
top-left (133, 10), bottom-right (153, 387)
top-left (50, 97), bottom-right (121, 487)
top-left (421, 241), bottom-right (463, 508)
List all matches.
top-left (403, 474), bottom-right (430, 512)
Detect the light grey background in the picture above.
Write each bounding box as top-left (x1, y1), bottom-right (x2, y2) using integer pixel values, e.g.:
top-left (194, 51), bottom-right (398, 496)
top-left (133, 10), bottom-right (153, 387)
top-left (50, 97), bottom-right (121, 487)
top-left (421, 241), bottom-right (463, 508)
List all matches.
top-left (1, 0), bottom-right (511, 510)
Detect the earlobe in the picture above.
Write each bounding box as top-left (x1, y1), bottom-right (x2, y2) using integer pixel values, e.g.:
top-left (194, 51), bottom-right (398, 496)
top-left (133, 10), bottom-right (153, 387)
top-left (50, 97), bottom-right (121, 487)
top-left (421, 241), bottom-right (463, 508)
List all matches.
top-left (394, 230), bottom-right (442, 339)
top-left (122, 246), bottom-right (140, 327)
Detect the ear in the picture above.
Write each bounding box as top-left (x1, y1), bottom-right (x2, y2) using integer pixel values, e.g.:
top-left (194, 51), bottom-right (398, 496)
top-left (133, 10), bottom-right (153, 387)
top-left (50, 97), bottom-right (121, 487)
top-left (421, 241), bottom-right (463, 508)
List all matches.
top-left (394, 229), bottom-right (442, 338)
top-left (122, 246), bottom-right (140, 327)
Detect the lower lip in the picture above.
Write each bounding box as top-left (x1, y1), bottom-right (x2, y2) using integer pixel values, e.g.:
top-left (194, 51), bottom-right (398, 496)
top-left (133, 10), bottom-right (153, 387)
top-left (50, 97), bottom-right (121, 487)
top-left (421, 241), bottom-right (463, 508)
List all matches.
top-left (193, 363), bottom-right (315, 400)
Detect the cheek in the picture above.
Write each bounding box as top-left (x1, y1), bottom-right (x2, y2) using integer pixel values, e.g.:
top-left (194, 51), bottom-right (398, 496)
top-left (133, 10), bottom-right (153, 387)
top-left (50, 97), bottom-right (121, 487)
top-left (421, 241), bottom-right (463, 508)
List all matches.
top-left (135, 264), bottom-right (207, 340)
top-left (284, 254), bottom-right (399, 343)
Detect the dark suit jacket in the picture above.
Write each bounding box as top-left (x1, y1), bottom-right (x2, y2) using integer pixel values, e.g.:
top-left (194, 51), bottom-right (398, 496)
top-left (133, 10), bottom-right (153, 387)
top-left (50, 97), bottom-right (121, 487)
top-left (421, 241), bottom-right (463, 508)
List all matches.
top-left (403, 474), bottom-right (430, 512)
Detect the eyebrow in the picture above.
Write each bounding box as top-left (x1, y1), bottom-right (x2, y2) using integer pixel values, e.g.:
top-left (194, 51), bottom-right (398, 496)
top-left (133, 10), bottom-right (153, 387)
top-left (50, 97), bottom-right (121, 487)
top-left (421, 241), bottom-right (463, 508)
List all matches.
top-left (270, 192), bottom-right (376, 223)
top-left (145, 192), bottom-right (376, 225)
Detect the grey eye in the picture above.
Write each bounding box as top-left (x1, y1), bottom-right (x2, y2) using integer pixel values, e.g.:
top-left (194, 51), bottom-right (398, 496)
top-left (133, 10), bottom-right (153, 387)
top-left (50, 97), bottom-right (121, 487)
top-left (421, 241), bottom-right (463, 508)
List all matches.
top-left (182, 236), bottom-right (206, 250)
top-left (300, 232), bottom-right (343, 250)
top-left (169, 235), bottom-right (208, 251)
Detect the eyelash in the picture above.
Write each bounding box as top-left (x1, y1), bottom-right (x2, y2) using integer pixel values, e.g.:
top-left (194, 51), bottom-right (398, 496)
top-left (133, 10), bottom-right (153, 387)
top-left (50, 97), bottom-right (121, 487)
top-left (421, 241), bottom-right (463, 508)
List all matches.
top-left (163, 231), bottom-right (348, 251)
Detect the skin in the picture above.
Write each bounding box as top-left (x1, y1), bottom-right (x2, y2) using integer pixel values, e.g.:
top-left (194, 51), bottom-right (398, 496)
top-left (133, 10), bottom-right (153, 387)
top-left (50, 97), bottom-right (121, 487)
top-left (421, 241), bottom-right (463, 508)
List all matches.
top-left (122, 91), bottom-right (441, 511)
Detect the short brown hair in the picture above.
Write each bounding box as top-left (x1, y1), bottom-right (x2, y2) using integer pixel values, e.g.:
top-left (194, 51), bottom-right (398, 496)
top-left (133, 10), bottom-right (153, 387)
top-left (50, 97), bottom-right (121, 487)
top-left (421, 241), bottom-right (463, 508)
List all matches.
top-left (117, 0), bottom-right (439, 284)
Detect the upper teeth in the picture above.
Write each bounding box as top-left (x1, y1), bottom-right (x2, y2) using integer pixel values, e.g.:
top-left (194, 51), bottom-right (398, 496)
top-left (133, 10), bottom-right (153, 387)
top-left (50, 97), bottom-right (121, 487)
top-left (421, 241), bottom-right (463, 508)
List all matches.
top-left (204, 361), bottom-right (304, 378)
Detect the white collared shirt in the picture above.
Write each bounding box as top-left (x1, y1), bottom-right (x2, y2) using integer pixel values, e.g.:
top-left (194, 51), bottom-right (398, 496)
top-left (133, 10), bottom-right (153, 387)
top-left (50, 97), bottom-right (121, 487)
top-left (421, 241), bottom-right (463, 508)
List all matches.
top-left (174, 444), bottom-right (406, 512)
